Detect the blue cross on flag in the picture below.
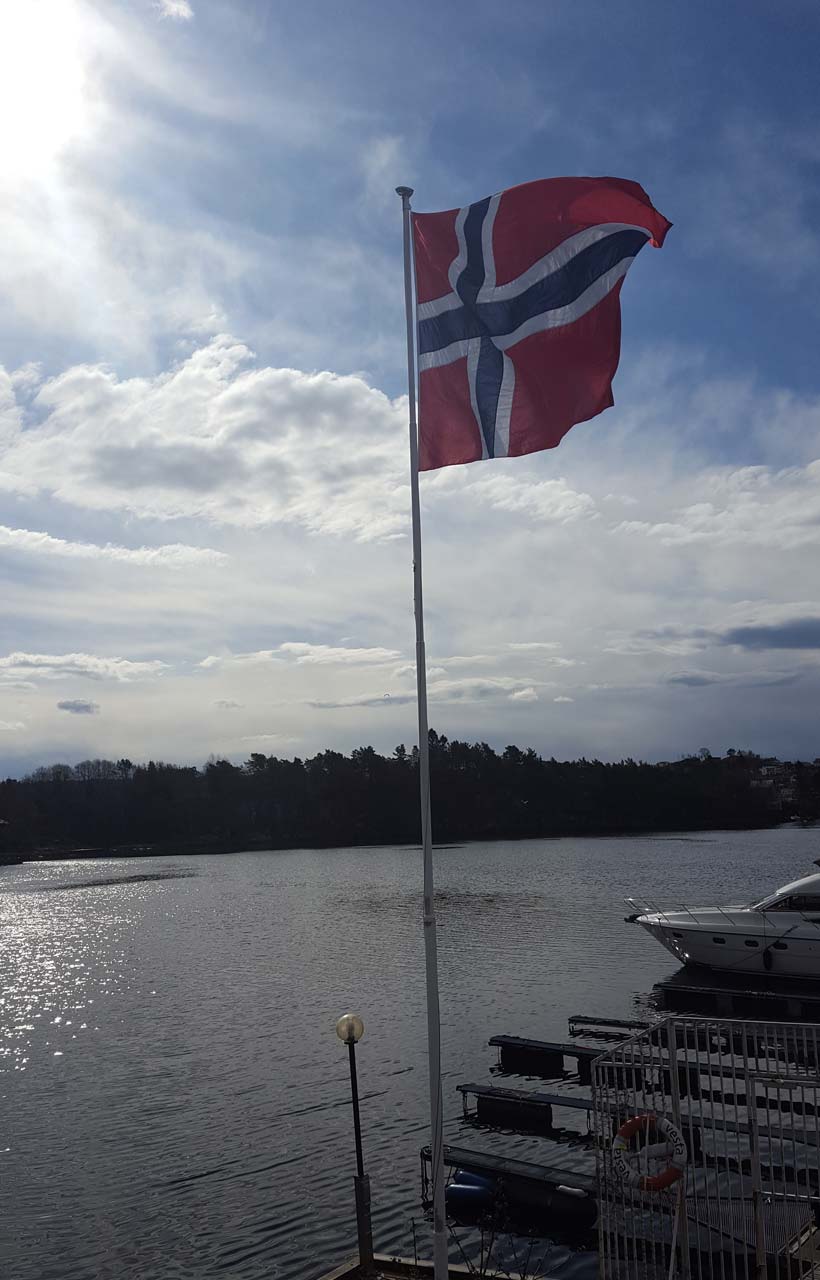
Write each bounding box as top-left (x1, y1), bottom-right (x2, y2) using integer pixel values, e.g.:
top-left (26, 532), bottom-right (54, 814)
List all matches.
top-left (412, 176), bottom-right (670, 470)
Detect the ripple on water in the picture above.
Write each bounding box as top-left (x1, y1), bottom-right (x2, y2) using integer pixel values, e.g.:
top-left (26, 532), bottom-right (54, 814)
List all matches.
top-left (2, 830), bottom-right (817, 1278)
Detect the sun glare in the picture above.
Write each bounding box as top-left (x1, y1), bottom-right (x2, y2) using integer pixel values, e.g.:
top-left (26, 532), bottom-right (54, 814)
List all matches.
top-left (0, 0), bottom-right (89, 176)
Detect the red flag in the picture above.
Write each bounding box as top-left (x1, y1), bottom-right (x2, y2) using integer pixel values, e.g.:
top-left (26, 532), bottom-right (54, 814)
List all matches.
top-left (412, 176), bottom-right (671, 471)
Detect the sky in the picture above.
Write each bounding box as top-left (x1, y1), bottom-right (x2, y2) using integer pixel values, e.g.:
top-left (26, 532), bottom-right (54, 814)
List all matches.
top-left (1, 0), bottom-right (820, 776)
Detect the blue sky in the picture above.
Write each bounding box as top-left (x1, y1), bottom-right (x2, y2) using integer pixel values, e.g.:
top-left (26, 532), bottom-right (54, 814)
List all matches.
top-left (1, 0), bottom-right (820, 775)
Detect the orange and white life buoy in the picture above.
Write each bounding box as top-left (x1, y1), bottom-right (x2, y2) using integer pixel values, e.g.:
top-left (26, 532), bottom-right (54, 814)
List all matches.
top-left (611, 1113), bottom-right (687, 1192)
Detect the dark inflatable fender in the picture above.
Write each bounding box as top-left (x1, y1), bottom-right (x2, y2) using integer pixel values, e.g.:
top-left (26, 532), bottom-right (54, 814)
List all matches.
top-left (445, 1182), bottom-right (496, 1224)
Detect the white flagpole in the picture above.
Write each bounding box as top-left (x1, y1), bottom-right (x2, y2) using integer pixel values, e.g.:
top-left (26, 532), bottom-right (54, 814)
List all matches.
top-left (396, 184), bottom-right (449, 1280)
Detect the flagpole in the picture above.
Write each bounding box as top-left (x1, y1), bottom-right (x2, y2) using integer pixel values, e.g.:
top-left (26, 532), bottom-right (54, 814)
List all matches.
top-left (396, 184), bottom-right (449, 1280)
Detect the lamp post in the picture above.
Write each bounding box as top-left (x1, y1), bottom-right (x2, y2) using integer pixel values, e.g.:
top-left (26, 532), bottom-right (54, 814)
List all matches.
top-left (336, 1013), bottom-right (374, 1270)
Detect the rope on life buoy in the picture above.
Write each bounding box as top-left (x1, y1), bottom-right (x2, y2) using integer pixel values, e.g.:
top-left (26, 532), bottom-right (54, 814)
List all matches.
top-left (611, 1113), bottom-right (688, 1193)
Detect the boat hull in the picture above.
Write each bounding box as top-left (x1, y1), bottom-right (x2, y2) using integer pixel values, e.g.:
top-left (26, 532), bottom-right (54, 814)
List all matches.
top-left (637, 912), bottom-right (820, 980)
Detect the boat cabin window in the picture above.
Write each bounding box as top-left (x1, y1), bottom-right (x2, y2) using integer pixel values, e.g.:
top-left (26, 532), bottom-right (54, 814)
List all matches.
top-left (767, 895), bottom-right (820, 913)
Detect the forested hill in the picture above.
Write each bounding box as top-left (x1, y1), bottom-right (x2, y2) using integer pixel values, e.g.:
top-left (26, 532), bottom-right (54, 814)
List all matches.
top-left (1, 736), bottom-right (818, 862)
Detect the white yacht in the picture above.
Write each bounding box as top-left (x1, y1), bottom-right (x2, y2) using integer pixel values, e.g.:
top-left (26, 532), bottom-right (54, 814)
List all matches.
top-left (626, 868), bottom-right (820, 978)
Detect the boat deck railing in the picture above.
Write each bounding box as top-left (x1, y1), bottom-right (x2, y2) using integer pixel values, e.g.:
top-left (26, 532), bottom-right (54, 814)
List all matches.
top-left (624, 896), bottom-right (760, 928)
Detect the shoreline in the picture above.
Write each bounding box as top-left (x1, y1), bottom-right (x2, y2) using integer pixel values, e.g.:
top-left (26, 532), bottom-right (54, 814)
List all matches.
top-left (3, 818), bottom-right (816, 867)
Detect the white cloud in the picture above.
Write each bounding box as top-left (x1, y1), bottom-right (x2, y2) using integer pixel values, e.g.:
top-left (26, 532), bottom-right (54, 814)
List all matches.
top-left (508, 642), bottom-right (559, 652)
top-left (312, 675), bottom-right (545, 710)
top-left (156, 0), bottom-right (194, 19)
top-left (695, 118), bottom-right (820, 287)
top-left (241, 734), bottom-right (297, 744)
top-left (0, 340), bottom-right (410, 541)
top-left (553, 696), bottom-right (574, 703)
top-left (509, 687), bottom-right (538, 703)
top-left (311, 692), bottom-right (413, 710)
top-left (201, 643), bottom-right (401, 670)
top-left (0, 525), bottom-right (226, 567)
top-left (360, 134), bottom-right (410, 209)
top-left (430, 654), bottom-right (494, 667)
top-left (278, 643), bottom-right (401, 666)
top-left (428, 676), bottom-right (543, 702)
top-left (428, 466), bottom-right (597, 525)
top-left (615, 461), bottom-right (820, 551)
top-left (0, 653), bottom-right (169, 682)
top-left (0, 721), bottom-right (26, 732)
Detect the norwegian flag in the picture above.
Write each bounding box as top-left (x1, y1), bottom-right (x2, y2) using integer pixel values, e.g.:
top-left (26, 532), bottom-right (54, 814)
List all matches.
top-left (412, 176), bottom-right (671, 471)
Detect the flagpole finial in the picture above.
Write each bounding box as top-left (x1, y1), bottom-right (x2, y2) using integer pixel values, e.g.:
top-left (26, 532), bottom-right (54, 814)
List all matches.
top-left (396, 186), bottom-right (414, 199)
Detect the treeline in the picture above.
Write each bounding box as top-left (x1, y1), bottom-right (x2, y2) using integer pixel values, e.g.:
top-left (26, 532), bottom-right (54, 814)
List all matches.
top-left (1, 736), bottom-right (819, 862)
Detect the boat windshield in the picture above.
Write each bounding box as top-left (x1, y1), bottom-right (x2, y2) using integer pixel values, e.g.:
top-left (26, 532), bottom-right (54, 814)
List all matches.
top-left (753, 891), bottom-right (820, 912)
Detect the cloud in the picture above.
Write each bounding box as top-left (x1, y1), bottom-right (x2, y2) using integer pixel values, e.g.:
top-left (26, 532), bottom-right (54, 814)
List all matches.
top-left (605, 627), bottom-right (713, 657)
top-left (721, 618), bottom-right (820, 651)
top-left (615, 460), bottom-right (820, 552)
top-left (311, 692), bottom-right (412, 710)
top-left (0, 338), bottom-right (610, 547)
top-left (156, 0), bottom-right (194, 18)
top-left (0, 653), bottom-right (169, 682)
top-left (509, 687), bottom-right (538, 703)
top-left (311, 675), bottom-right (544, 710)
top-left (278, 643), bottom-right (401, 666)
top-left (57, 699), bottom-right (100, 715)
top-left (610, 611), bottom-right (820, 667)
top-left (201, 643), bottom-right (401, 670)
top-left (0, 525), bottom-right (226, 567)
top-left (428, 467), bottom-right (597, 525)
top-left (240, 734), bottom-right (297, 744)
top-left (553, 696), bottom-right (574, 703)
top-left (695, 118), bottom-right (820, 288)
top-left (0, 340), bottom-right (410, 541)
top-left (665, 669), bottom-right (802, 689)
top-left (213, 699), bottom-right (243, 709)
top-left (508, 642), bottom-right (560, 652)
top-left (430, 654), bottom-right (494, 668)
top-left (360, 134), bottom-right (411, 209)
top-left (0, 720), bottom-right (25, 732)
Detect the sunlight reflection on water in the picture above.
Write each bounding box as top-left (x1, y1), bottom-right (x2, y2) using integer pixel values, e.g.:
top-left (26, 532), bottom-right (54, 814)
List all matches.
top-left (1, 829), bottom-right (817, 1278)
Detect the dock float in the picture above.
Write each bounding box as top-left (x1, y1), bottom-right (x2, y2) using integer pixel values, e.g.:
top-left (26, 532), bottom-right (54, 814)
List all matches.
top-left (654, 976), bottom-right (820, 1020)
top-left (421, 1142), bottom-right (595, 1194)
top-left (457, 1082), bottom-right (593, 1132)
top-left (567, 1013), bottom-right (651, 1037)
top-left (462, 1080), bottom-right (817, 1150)
top-left (489, 1033), bottom-right (702, 1097)
top-left (317, 1256), bottom-right (498, 1279)
top-left (488, 1035), bottom-right (601, 1083)
top-left (420, 1142), bottom-right (598, 1238)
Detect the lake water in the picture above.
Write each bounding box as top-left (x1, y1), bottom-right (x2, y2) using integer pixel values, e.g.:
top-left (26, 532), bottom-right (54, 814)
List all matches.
top-left (2, 827), bottom-right (818, 1279)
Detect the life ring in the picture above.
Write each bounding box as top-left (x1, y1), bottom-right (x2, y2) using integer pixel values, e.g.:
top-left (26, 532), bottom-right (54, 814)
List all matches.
top-left (611, 1113), bottom-right (687, 1192)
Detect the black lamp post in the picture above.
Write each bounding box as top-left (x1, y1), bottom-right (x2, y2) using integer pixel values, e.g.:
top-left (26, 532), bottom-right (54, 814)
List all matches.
top-left (336, 1013), bottom-right (374, 1269)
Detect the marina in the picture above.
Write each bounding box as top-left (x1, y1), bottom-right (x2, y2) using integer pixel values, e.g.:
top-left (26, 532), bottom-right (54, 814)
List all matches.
top-left (416, 1009), bottom-right (820, 1277)
top-left (5, 830), bottom-right (820, 1279)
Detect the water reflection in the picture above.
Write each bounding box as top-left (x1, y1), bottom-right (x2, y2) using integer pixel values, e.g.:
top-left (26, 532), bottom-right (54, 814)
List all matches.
top-left (32, 870), bottom-right (196, 893)
top-left (1, 829), bottom-right (818, 1279)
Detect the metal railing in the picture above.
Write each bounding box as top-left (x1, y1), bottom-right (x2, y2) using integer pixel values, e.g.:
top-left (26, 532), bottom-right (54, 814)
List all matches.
top-left (592, 1016), bottom-right (820, 1280)
top-left (624, 897), bottom-right (760, 928)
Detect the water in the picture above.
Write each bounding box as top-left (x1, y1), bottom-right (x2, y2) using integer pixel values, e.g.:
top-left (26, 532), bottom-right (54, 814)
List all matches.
top-left (1, 827), bottom-right (817, 1278)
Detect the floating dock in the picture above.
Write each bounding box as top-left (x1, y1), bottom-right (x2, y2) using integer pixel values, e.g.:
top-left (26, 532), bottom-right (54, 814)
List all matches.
top-left (489, 1033), bottom-right (602, 1083)
top-left (420, 1142), bottom-right (595, 1195)
top-left (489, 1032), bottom-right (702, 1097)
top-left (654, 972), bottom-right (820, 1020)
top-left (458, 1080), bottom-right (593, 1132)
top-left (317, 1256), bottom-right (492, 1279)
